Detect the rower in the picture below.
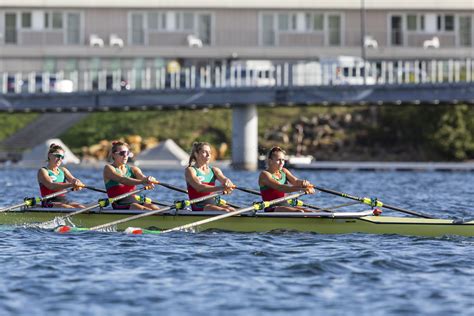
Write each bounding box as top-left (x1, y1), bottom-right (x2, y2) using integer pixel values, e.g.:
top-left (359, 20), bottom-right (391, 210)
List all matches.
top-left (185, 142), bottom-right (235, 212)
top-left (103, 141), bottom-right (158, 210)
top-left (37, 143), bottom-right (85, 208)
top-left (259, 146), bottom-right (315, 212)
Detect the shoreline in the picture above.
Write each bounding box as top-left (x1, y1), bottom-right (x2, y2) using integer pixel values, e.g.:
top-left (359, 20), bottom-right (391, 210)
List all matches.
top-left (2, 160), bottom-right (474, 172)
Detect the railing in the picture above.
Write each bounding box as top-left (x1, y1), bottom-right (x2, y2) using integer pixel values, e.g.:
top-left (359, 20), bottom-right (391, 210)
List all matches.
top-left (1, 59), bottom-right (473, 94)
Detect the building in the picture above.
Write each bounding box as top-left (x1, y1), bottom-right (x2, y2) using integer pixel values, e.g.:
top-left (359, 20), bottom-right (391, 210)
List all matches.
top-left (0, 0), bottom-right (472, 72)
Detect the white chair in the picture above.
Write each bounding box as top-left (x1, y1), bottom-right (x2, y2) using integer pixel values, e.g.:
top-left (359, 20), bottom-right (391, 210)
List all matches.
top-left (187, 34), bottom-right (203, 48)
top-left (364, 35), bottom-right (378, 49)
top-left (109, 34), bottom-right (124, 48)
top-left (423, 36), bottom-right (440, 49)
top-left (89, 34), bottom-right (104, 47)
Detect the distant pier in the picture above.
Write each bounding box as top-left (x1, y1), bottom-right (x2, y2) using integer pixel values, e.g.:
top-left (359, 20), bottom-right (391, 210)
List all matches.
top-left (290, 161), bottom-right (474, 172)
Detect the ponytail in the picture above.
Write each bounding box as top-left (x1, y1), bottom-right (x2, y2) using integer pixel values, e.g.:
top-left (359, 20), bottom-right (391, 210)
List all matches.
top-left (188, 142), bottom-right (210, 167)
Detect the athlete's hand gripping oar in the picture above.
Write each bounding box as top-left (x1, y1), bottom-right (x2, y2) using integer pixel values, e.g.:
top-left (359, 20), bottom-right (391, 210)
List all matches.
top-left (48, 187), bottom-right (150, 228)
top-left (57, 192), bottom-right (224, 233)
top-left (160, 191), bottom-right (308, 234)
top-left (235, 186), bottom-right (334, 212)
top-left (312, 185), bottom-right (434, 219)
top-left (157, 181), bottom-right (242, 209)
top-left (0, 188), bottom-right (74, 213)
top-left (84, 185), bottom-right (171, 207)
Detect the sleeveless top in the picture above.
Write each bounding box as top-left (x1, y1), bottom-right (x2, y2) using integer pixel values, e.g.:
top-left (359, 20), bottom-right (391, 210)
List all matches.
top-left (105, 164), bottom-right (136, 198)
top-left (39, 167), bottom-right (66, 197)
top-left (260, 170), bottom-right (287, 201)
top-left (186, 166), bottom-right (216, 201)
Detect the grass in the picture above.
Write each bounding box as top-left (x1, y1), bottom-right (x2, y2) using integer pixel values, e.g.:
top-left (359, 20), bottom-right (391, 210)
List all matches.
top-left (0, 113), bottom-right (39, 142)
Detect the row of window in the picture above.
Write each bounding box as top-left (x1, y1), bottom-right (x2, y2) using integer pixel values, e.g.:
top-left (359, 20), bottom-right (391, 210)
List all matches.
top-left (406, 14), bottom-right (456, 32)
top-left (3, 10), bottom-right (473, 46)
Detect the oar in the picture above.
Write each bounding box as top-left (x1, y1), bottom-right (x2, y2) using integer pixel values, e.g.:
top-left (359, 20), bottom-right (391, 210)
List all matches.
top-left (160, 191), bottom-right (308, 234)
top-left (46, 187), bottom-right (149, 227)
top-left (157, 181), bottom-right (241, 209)
top-left (56, 192), bottom-right (223, 233)
top-left (0, 188), bottom-right (72, 213)
top-left (236, 186), bottom-right (332, 212)
top-left (84, 185), bottom-right (171, 207)
top-left (312, 185), bottom-right (434, 219)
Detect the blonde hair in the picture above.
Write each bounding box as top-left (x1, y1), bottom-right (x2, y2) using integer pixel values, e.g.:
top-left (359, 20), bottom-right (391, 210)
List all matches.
top-left (188, 142), bottom-right (211, 167)
top-left (108, 140), bottom-right (130, 162)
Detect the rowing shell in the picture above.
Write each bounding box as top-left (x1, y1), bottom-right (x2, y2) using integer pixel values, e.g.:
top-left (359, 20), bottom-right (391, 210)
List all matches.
top-left (1, 207), bottom-right (473, 237)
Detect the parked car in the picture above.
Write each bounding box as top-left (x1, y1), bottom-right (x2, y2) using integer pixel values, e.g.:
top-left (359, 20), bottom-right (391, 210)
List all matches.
top-left (6, 75), bottom-right (71, 93)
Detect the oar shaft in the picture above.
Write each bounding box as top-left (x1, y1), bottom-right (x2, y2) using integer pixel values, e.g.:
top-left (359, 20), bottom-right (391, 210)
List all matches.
top-left (0, 202), bottom-right (27, 213)
top-left (0, 188), bottom-right (71, 213)
top-left (62, 188), bottom-right (147, 219)
top-left (159, 182), bottom-right (241, 208)
top-left (89, 192), bottom-right (222, 231)
top-left (158, 182), bottom-right (188, 194)
top-left (313, 185), bottom-right (434, 219)
top-left (85, 185), bottom-right (169, 207)
top-left (162, 191), bottom-right (306, 233)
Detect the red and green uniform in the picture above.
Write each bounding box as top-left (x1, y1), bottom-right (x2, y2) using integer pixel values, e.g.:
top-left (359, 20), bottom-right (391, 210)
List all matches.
top-left (39, 167), bottom-right (68, 207)
top-left (260, 170), bottom-right (287, 212)
top-left (187, 166), bottom-right (219, 211)
top-left (105, 164), bottom-right (137, 209)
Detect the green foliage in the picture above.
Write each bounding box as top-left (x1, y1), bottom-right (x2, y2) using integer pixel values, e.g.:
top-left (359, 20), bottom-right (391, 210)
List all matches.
top-left (431, 105), bottom-right (474, 160)
top-left (370, 105), bottom-right (474, 160)
top-left (60, 109), bottom-right (233, 152)
top-left (0, 113), bottom-right (38, 142)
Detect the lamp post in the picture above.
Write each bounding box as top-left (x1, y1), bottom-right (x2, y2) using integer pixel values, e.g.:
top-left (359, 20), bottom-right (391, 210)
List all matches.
top-left (360, 0), bottom-right (367, 85)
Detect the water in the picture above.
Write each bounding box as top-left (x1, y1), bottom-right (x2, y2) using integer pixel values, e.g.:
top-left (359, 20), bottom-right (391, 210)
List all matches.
top-left (0, 167), bottom-right (473, 315)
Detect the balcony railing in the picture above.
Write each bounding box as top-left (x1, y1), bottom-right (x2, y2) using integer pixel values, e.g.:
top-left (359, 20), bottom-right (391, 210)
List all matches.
top-left (1, 59), bottom-right (473, 94)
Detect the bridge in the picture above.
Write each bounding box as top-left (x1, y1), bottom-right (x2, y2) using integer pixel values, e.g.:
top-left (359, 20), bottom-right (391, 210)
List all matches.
top-left (1, 59), bottom-right (473, 170)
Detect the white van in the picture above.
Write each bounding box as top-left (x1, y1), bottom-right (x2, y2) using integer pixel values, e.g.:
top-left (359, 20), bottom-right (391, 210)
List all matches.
top-left (228, 60), bottom-right (276, 87)
top-left (319, 56), bottom-right (376, 85)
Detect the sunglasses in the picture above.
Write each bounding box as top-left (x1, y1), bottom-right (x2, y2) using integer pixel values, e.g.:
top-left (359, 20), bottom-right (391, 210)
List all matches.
top-left (52, 153), bottom-right (65, 160)
top-left (114, 150), bottom-right (130, 157)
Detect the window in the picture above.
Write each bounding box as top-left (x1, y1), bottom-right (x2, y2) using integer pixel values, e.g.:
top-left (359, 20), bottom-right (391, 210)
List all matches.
top-left (5, 13), bottom-right (17, 44)
top-left (459, 16), bottom-right (472, 46)
top-left (444, 15), bottom-right (454, 31)
top-left (131, 13), bottom-right (145, 44)
top-left (278, 13), bottom-right (289, 31)
top-left (52, 12), bottom-right (63, 29)
top-left (291, 14), bottom-right (297, 31)
top-left (66, 12), bottom-right (80, 44)
top-left (148, 12), bottom-right (159, 30)
top-left (44, 12), bottom-right (49, 28)
top-left (328, 14), bottom-right (341, 46)
top-left (420, 15), bottom-right (425, 31)
top-left (305, 13), bottom-right (312, 30)
top-left (313, 14), bottom-right (324, 30)
top-left (21, 12), bottom-right (32, 28)
top-left (183, 12), bottom-right (194, 30)
top-left (438, 14), bottom-right (454, 31)
top-left (407, 15), bottom-right (417, 31)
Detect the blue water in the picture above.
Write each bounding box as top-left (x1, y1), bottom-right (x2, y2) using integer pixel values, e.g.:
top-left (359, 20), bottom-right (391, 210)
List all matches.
top-left (0, 167), bottom-right (473, 315)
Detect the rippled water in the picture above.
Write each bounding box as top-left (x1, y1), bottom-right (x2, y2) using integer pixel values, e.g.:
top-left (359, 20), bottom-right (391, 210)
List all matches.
top-left (0, 167), bottom-right (473, 315)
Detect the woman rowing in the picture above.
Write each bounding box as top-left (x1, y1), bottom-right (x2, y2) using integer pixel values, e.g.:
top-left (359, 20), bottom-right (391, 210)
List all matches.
top-left (259, 146), bottom-right (315, 212)
top-left (185, 142), bottom-right (235, 212)
top-left (37, 143), bottom-right (85, 208)
top-left (103, 141), bottom-right (158, 210)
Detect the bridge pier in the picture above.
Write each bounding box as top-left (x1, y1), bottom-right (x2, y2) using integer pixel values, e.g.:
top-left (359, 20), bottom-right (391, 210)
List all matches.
top-left (232, 105), bottom-right (258, 170)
